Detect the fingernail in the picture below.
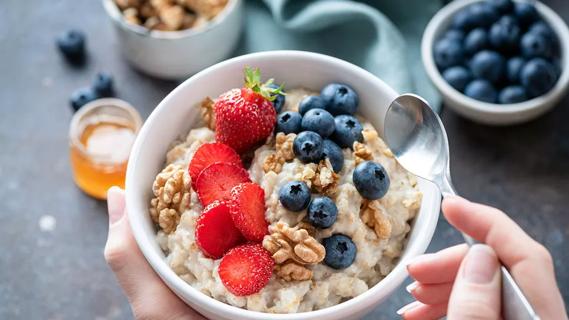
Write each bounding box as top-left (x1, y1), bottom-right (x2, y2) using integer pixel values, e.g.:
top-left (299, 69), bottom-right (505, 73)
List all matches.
top-left (396, 301), bottom-right (421, 316)
top-left (406, 253), bottom-right (436, 268)
top-left (463, 244), bottom-right (498, 284)
top-left (405, 282), bottom-right (418, 294)
top-left (107, 186), bottom-right (125, 225)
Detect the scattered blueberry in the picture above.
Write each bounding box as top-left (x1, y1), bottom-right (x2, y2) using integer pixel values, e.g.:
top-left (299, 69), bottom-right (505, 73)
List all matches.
top-left (307, 196), bottom-right (338, 229)
top-left (520, 32), bottom-right (552, 59)
top-left (489, 15), bottom-right (520, 52)
top-left (498, 86), bottom-right (528, 104)
top-left (468, 3), bottom-right (500, 27)
top-left (93, 72), bottom-right (114, 97)
top-left (56, 30), bottom-right (86, 64)
top-left (470, 50), bottom-right (506, 84)
top-left (323, 234), bottom-right (356, 269)
top-left (278, 181), bottom-right (311, 212)
top-left (520, 58), bottom-right (558, 97)
top-left (507, 57), bottom-right (525, 83)
top-left (451, 9), bottom-right (476, 31)
top-left (320, 83), bottom-right (359, 115)
top-left (353, 161), bottom-right (390, 200)
top-left (293, 131), bottom-right (324, 163)
top-left (464, 28), bottom-right (488, 55)
top-left (514, 2), bottom-right (539, 26)
top-left (529, 21), bottom-right (556, 42)
top-left (299, 95), bottom-right (327, 115)
top-left (464, 79), bottom-right (498, 103)
top-left (276, 111), bottom-right (302, 134)
top-left (443, 29), bottom-right (465, 42)
top-left (434, 38), bottom-right (464, 70)
top-left (322, 139), bottom-right (344, 173)
top-left (301, 108), bottom-right (335, 138)
top-left (491, 0), bottom-right (514, 14)
top-left (70, 87), bottom-right (98, 112)
top-left (268, 83), bottom-right (286, 113)
top-left (332, 115), bottom-right (363, 149)
top-left (443, 66), bottom-right (472, 92)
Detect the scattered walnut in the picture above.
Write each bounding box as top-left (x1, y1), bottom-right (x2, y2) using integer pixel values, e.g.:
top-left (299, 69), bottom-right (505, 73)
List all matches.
top-left (300, 159), bottom-right (339, 196)
top-left (360, 200), bottom-right (392, 240)
top-left (263, 153), bottom-right (285, 174)
top-left (159, 5), bottom-right (185, 30)
top-left (200, 97), bottom-right (215, 130)
top-left (149, 164), bottom-right (191, 233)
top-left (275, 261), bottom-right (312, 281)
top-left (181, 0), bottom-right (228, 19)
top-left (353, 142), bottom-right (373, 165)
top-left (263, 133), bottom-right (296, 174)
top-left (123, 8), bottom-right (141, 25)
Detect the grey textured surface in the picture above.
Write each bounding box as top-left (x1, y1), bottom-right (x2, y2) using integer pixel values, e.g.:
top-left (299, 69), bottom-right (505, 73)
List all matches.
top-left (0, 0), bottom-right (567, 319)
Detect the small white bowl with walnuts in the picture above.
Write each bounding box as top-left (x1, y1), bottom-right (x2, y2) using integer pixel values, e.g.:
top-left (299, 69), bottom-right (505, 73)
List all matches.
top-left (102, 0), bottom-right (243, 79)
top-left (126, 51), bottom-right (442, 320)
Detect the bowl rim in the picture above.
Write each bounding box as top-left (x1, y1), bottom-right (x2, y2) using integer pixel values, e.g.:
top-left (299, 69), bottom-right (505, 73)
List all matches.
top-left (101, 0), bottom-right (240, 39)
top-left (126, 50), bottom-right (441, 319)
top-left (422, 0), bottom-right (569, 114)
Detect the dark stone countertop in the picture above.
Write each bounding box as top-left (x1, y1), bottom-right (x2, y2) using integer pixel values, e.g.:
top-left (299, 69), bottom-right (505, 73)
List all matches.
top-left (0, 0), bottom-right (567, 319)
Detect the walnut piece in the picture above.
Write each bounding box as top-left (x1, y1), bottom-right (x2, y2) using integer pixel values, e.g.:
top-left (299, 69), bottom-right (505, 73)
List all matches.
top-left (149, 164), bottom-right (191, 233)
top-left (200, 97), bottom-right (215, 130)
top-left (181, 0), bottom-right (228, 19)
top-left (263, 133), bottom-right (296, 174)
top-left (275, 262), bottom-right (312, 282)
top-left (353, 141), bottom-right (373, 165)
top-left (360, 200), bottom-right (392, 240)
top-left (300, 159), bottom-right (339, 196)
top-left (159, 5), bottom-right (185, 30)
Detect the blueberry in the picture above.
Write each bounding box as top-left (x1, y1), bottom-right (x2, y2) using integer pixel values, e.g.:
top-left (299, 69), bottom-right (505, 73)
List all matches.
top-left (278, 181), bottom-right (311, 212)
top-left (491, 0), bottom-right (514, 13)
top-left (498, 86), bottom-right (528, 104)
top-left (299, 95), bottom-right (327, 115)
top-left (93, 72), bottom-right (114, 97)
top-left (276, 111), bottom-right (302, 134)
top-left (507, 57), bottom-right (525, 83)
top-left (323, 234), bottom-right (356, 269)
top-left (70, 87), bottom-right (98, 112)
top-left (353, 161), bottom-right (390, 200)
top-left (464, 28), bottom-right (488, 55)
top-left (443, 29), bottom-right (465, 42)
top-left (514, 2), bottom-right (539, 26)
top-left (520, 58), bottom-right (558, 97)
top-left (322, 139), bottom-right (344, 173)
top-left (451, 9), bottom-right (476, 31)
top-left (293, 131), bottom-right (324, 163)
top-left (467, 3), bottom-right (500, 28)
top-left (442, 66), bottom-right (472, 92)
top-left (320, 83), bottom-right (359, 115)
top-left (267, 83), bottom-right (286, 113)
top-left (529, 21), bottom-right (556, 41)
top-left (332, 115), bottom-right (363, 149)
top-left (464, 80), bottom-right (497, 103)
top-left (470, 50), bottom-right (506, 84)
top-left (489, 15), bottom-right (521, 52)
top-left (520, 32), bottom-right (552, 59)
top-left (56, 30), bottom-right (86, 64)
top-left (301, 108), bottom-right (335, 138)
top-left (433, 38), bottom-right (464, 70)
top-left (307, 196), bottom-right (338, 229)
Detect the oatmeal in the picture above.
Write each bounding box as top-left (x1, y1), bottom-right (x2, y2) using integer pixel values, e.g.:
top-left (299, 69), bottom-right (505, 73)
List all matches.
top-left (152, 71), bottom-right (422, 313)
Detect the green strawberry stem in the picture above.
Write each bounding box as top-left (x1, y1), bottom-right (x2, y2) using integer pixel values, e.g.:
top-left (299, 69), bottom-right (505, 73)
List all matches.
top-left (244, 67), bottom-right (285, 102)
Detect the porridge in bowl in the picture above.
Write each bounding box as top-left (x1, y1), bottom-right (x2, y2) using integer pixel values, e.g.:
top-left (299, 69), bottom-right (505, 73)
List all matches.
top-left (149, 68), bottom-right (422, 313)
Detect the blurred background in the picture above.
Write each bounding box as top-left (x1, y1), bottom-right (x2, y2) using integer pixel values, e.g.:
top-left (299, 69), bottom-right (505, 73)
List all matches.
top-left (1, 0), bottom-right (568, 319)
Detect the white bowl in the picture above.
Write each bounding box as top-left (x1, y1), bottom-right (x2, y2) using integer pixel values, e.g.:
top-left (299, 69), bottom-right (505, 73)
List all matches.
top-left (422, 0), bottom-right (569, 125)
top-left (102, 0), bottom-right (243, 79)
top-left (125, 51), bottom-right (441, 320)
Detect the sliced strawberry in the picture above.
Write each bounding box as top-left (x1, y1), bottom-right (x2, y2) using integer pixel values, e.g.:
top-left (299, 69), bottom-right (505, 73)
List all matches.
top-left (195, 201), bottom-right (244, 259)
top-left (189, 142), bottom-right (242, 189)
top-left (228, 182), bottom-right (268, 242)
top-left (196, 162), bottom-right (250, 206)
top-left (218, 243), bottom-right (274, 296)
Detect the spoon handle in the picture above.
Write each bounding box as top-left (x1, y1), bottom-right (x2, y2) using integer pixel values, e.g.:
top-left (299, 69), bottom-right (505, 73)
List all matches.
top-left (439, 178), bottom-right (540, 320)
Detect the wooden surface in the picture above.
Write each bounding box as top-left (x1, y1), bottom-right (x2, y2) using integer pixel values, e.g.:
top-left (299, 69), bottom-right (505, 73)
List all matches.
top-left (0, 0), bottom-right (567, 319)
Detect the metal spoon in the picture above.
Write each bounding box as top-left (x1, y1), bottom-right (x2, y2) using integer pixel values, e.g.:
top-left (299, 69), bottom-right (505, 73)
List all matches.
top-left (383, 93), bottom-right (539, 320)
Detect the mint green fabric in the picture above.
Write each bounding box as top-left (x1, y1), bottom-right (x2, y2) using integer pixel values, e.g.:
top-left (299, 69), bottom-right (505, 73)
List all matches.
top-left (235, 0), bottom-right (443, 110)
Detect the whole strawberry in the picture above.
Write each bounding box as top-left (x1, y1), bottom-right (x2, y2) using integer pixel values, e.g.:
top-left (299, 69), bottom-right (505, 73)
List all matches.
top-left (214, 67), bottom-right (282, 153)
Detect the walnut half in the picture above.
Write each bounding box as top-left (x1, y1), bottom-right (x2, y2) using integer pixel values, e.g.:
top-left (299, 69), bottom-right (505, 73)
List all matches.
top-left (263, 133), bottom-right (296, 174)
top-left (149, 164), bottom-right (191, 233)
top-left (360, 200), bottom-right (392, 240)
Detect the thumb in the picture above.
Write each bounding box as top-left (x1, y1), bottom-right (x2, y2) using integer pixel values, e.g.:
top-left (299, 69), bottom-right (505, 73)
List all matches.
top-left (448, 244), bottom-right (502, 320)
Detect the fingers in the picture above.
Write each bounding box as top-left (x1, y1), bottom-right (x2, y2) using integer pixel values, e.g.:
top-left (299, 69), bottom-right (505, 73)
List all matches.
top-left (447, 245), bottom-right (501, 320)
top-left (397, 301), bottom-right (447, 320)
top-left (443, 196), bottom-right (566, 319)
top-left (407, 244), bottom-right (468, 284)
top-left (104, 187), bottom-right (205, 320)
top-left (407, 282), bottom-right (453, 305)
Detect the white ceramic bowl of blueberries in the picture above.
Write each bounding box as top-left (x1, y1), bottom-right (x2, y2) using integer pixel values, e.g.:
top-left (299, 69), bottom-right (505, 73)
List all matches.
top-left (422, 0), bottom-right (569, 125)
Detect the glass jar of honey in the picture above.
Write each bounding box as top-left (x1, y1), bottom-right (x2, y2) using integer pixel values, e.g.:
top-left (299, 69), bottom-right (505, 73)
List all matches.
top-left (69, 99), bottom-right (142, 200)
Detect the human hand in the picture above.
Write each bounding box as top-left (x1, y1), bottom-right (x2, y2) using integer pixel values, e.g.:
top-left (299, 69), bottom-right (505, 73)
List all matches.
top-left (104, 187), bottom-right (205, 320)
top-left (398, 196), bottom-right (567, 320)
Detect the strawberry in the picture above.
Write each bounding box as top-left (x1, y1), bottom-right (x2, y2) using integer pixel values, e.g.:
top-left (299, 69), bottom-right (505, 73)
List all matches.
top-left (228, 182), bottom-right (269, 242)
top-left (195, 162), bottom-right (250, 206)
top-left (218, 243), bottom-right (274, 296)
top-left (214, 67), bottom-right (282, 153)
top-left (189, 142), bottom-right (242, 189)
top-left (195, 201), bottom-right (244, 259)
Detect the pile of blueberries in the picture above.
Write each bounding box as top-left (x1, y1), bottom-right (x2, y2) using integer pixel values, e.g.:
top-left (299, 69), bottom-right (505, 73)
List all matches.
top-left (435, 0), bottom-right (561, 104)
top-left (56, 30), bottom-right (116, 111)
top-left (273, 83), bottom-right (392, 270)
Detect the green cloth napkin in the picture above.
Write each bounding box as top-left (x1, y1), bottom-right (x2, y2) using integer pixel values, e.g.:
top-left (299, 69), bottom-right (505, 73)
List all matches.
top-left (235, 0), bottom-right (442, 111)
